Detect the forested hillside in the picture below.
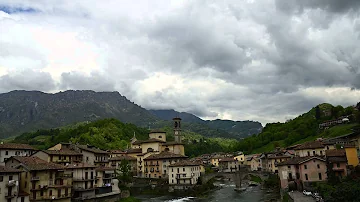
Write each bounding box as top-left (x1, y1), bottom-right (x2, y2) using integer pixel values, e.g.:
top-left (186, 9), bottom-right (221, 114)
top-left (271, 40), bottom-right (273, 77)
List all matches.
top-left (234, 103), bottom-right (360, 154)
top-left (11, 118), bottom-right (237, 156)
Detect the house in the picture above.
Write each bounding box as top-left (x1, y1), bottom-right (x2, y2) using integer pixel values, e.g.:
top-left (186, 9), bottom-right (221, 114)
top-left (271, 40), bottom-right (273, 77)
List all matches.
top-left (65, 163), bottom-right (96, 201)
top-left (342, 144), bottom-right (359, 166)
top-left (218, 158), bottom-right (239, 172)
top-left (32, 149), bottom-right (83, 166)
top-left (109, 150), bottom-right (125, 158)
top-left (0, 165), bottom-right (29, 202)
top-left (323, 130), bottom-right (360, 156)
top-left (143, 151), bottom-right (187, 179)
top-left (47, 143), bottom-right (109, 167)
top-left (246, 154), bottom-right (261, 171)
top-left (293, 140), bottom-right (334, 157)
top-left (109, 155), bottom-right (137, 175)
top-left (168, 160), bottom-right (202, 190)
top-left (277, 156), bottom-right (327, 190)
top-left (94, 167), bottom-right (120, 197)
top-left (210, 154), bottom-right (223, 167)
top-left (0, 143), bottom-right (37, 165)
top-left (234, 152), bottom-right (245, 165)
top-left (325, 149), bottom-right (347, 178)
top-left (6, 156), bottom-right (72, 202)
top-left (267, 155), bottom-right (292, 174)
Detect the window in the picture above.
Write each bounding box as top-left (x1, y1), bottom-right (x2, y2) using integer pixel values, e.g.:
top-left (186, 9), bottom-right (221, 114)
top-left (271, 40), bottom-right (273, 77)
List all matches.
top-left (183, 168), bottom-right (185, 172)
top-left (319, 173), bottom-right (322, 180)
top-left (0, 176), bottom-right (3, 182)
top-left (159, 136), bottom-right (162, 138)
top-left (317, 164), bottom-right (320, 169)
top-left (25, 181), bottom-right (27, 188)
top-left (305, 174), bottom-right (308, 180)
top-left (288, 166), bottom-right (290, 169)
top-left (304, 165), bottom-right (307, 169)
top-left (313, 151), bottom-right (316, 156)
top-left (320, 151), bottom-right (323, 155)
top-left (288, 173), bottom-right (293, 180)
top-left (5, 151), bottom-right (8, 155)
top-left (327, 146), bottom-right (329, 150)
top-left (307, 151), bottom-right (310, 156)
top-left (172, 174), bottom-right (173, 177)
top-left (296, 173), bottom-right (300, 179)
top-left (337, 163), bottom-right (340, 168)
top-left (49, 190), bottom-right (52, 196)
top-left (21, 197), bottom-right (25, 202)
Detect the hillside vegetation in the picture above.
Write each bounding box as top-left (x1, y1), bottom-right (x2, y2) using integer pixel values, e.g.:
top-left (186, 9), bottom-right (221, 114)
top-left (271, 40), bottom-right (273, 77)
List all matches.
top-left (11, 118), bottom-right (237, 156)
top-left (234, 103), bottom-right (360, 154)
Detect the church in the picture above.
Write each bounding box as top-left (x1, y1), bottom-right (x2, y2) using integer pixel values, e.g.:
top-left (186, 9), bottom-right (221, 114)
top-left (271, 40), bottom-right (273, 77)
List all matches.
top-left (122, 117), bottom-right (187, 178)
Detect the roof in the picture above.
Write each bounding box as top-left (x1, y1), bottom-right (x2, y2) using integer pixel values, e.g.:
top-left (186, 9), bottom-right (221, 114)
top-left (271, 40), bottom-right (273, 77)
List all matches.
top-left (149, 129), bottom-right (166, 133)
top-left (110, 155), bottom-right (136, 161)
top-left (109, 150), bottom-right (125, 154)
top-left (0, 165), bottom-right (21, 173)
top-left (162, 141), bottom-right (185, 146)
top-left (328, 156), bottom-right (347, 163)
top-left (76, 145), bottom-right (108, 154)
top-left (267, 155), bottom-right (292, 159)
top-left (41, 149), bottom-right (82, 156)
top-left (169, 160), bottom-right (202, 167)
top-left (277, 156), bottom-right (326, 166)
top-left (123, 148), bottom-right (142, 154)
top-left (65, 163), bottom-right (96, 169)
top-left (11, 156), bottom-right (65, 171)
top-left (326, 149), bottom-right (346, 157)
top-left (294, 141), bottom-right (325, 150)
top-left (132, 138), bottom-right (166, 144)
top-left (144, 151), bottom-right (187, 160)
top-left (0, 143), bottom-right (36, 150)
top-left (95, 166), bottom-right (115, 171)
top-left (219, 158), bottom-right (236, 162)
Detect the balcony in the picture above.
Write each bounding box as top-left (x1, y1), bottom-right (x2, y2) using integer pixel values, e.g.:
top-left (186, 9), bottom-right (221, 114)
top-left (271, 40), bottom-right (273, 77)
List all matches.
top-left (6, 180), bottom-right (17, 187)
top-left (103, 174), bottom-right (115, 179)
top-left (73, 187), bottom-right (96, 192)
top-left (73, 177), bottom-right (95, 181)
top-left (176, 175), bottom-right (192, 179)
top-left (5, 192), bottom-right (17, 198)
top-left (31, 176), bottom-right (40, 181)
top-left (55, 174), bottom-right (72, 179)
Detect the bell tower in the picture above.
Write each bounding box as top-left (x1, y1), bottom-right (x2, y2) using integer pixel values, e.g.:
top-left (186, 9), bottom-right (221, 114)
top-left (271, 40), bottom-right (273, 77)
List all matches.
top-left (173, 117), bottom-right (182, 143)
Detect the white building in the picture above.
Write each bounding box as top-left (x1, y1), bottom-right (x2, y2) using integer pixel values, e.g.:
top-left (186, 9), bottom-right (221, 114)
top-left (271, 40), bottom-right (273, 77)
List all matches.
top-left (65, 163), bottom-right (96, 201)
top-left (0, 143), bottom-right (37, 166)
top-left (168, 161), bottom-right (202, 190)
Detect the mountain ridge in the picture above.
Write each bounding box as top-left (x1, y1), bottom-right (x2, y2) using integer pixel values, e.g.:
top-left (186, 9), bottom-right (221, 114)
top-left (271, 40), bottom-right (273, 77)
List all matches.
top-left (0, 90), bottom-right (262, 139)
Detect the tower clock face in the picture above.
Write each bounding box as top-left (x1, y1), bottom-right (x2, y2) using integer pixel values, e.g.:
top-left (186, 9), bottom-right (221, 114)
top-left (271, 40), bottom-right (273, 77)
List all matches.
top-left (175, 131), bottom-right (178, 135)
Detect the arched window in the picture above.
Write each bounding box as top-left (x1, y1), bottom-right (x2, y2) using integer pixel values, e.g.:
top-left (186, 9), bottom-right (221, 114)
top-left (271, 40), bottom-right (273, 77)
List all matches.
top-left (147, 148), bottom-right (154, 152)
top-left (164, 148), bottom-right (170, 152)
top-left (159, 136), bottom-right (162, 138)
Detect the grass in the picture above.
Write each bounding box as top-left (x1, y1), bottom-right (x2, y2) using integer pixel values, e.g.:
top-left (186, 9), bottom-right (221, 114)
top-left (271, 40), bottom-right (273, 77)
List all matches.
top-left (249, 174), bottom-right (263, 183)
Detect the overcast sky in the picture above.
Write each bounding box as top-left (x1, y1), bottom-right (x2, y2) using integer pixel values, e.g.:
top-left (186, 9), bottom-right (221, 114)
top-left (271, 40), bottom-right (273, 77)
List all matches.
top-left (1, 0), bottom-right (360, 125)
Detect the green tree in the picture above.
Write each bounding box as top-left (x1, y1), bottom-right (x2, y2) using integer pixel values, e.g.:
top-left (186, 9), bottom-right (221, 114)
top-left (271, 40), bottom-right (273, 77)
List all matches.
top-left (117, 159), bottom-right (132, 185)
top-left (315, 106), bottom-right (321, 120)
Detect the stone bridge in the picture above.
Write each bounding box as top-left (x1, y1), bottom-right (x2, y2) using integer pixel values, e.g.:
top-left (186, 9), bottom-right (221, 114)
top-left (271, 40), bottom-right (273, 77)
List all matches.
top-left (201, 171), bottom-right (267, 188)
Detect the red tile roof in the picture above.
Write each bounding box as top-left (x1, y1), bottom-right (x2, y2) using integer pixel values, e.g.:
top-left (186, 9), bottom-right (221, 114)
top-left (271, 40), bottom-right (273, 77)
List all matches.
top-left (0, 143), bottom-right (36, 150)
top-left (144, 151), bottom-right (187, 160)
top-left (65, 163), bottom-right (96, 169)
top-left (41, 149), bottom-right (82, 156)
top-left (11, 156), bottom-right (65, 171)
top-left (169, 160), bottom-right (202, 167)
top-left (110, 155), bottom-right (137, 161)
top-left (0, 165), bottom-right (21, 173)
top-left (294, 141), bottom-right (325, 150)
top-left (326, 149), bottom-right (346, 157)
top-left (77, 145), bottom-right (109, 154)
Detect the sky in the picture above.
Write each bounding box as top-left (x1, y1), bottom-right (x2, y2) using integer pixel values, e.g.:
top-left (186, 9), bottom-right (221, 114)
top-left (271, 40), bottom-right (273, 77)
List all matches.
top-left (0, 0), bottom-right (360, 125)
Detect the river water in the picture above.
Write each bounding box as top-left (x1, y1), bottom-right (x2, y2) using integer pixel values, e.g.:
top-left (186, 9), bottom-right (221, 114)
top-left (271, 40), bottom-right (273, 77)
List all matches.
top-left (135, 181), bottom-right (280, 202)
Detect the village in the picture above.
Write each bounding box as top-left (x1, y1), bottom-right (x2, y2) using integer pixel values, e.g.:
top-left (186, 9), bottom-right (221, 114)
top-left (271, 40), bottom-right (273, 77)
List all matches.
top-left (1, 116), bottom-right (360, 202)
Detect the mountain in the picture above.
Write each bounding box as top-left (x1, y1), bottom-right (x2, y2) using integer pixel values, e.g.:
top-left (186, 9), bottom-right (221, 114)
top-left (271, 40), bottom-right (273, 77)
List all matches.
top-left (234, 103), bottom-right (360, 154)
top-left (0, 90), bottom-right (157, 138)
top-left (0, 90), bottom-right (262, 140)
top-left (149, 109), bottom-right (263, 138)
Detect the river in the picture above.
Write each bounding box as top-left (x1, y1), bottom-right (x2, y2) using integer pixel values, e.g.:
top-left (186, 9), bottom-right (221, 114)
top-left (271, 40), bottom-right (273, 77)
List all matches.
top-left (135, 181), bottom-right (280, 202)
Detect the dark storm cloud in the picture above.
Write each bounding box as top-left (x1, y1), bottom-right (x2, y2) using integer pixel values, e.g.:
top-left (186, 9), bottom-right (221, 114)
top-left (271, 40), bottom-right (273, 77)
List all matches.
top-left (60, 71), bottom-right (116, 92)
top-left (0, 70), bottom-right (56, 92)
top-left (275, 0), bottom-right (360, 14)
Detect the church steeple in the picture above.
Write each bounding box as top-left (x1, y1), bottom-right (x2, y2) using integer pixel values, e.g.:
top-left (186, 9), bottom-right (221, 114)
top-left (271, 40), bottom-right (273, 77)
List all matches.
top-left (173, 117), bottom-right (183, 143)
top-left (131, 132), bottom-right (137, 144)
